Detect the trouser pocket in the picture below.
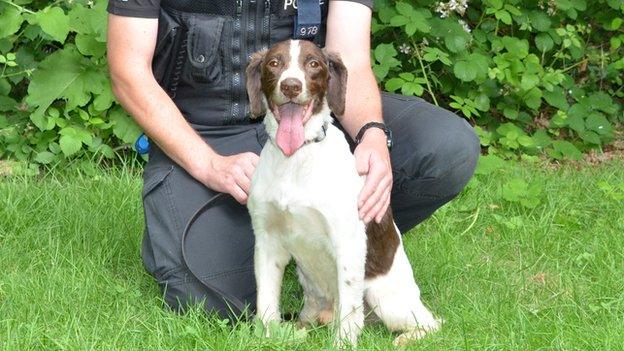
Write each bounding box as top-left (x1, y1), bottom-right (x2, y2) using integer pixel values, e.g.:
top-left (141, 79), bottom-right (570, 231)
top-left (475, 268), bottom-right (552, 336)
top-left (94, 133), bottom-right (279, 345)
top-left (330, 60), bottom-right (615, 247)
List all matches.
top-left (141, 165), bottom-right (184, 280)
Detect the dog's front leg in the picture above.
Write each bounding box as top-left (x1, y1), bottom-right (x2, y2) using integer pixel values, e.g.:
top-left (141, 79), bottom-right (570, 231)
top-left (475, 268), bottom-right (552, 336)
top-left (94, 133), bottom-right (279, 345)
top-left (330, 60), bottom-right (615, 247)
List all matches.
top-left (254, 232), bottom-right (291, 332)
top-left (333, 228), bottom-right (366, 347)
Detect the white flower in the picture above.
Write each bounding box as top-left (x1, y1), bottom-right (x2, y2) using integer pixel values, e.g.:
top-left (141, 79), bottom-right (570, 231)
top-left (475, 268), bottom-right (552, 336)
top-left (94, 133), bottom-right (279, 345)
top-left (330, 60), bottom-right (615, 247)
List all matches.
top-left (459, 19), bottom-right (471, 33)
top-left (435, 2), bottom-right (450, 18)
top-left (435, 0), bottom-right (469, 18)
top-left (398, 43), bottom-right (412, 54)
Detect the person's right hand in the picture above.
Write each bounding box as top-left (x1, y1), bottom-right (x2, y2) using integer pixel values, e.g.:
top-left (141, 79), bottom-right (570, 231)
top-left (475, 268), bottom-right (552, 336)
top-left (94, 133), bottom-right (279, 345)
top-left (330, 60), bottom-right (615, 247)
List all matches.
top-left (198, 152), bottom-right (260, 204)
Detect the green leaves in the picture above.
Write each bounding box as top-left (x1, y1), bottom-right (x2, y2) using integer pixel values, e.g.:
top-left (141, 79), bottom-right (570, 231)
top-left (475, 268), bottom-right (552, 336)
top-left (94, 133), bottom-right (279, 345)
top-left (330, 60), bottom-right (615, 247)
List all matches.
top-left (496, 123), bottom-right (534, 150)
top-left (502, 37), bottom-right (530, 58)
top-left (549, 140), bottom-right (582, 160)
top-left (76, 33), bottom-right (107, 57)
top-left (36, 7), bottom-right (70, 43)
top-left (453, 53), bottom-right (489, 82)
top-left (0, 53), bottom-right (17, 67)
top-left (535, 33), bottom-right (554, 52)
top-left (485, 0), bottom-right (521, 25)
top-left (109, 107), bottom-right (142, 145)
top-left (597, 181), bottom-right (624, 201)
top-left (69, 3), bottom-right (108, 44)
top-left (26, 45), bottom-right (109, 129)
top-left (475, 154), bottom-right (506, 176)
top-left (528, 11), bottom-right (552, 32)
top-left (0, 0), bottom-right (621, 166)
top-left (429, 18), bottom-right (471, 53)
top-left (523, 88), bottom-right (543, 110)
top-left (422, 47), bottom-right (452, 65)
top-left (449, 95), bottom-right (483, 118)
top-left (501, 178), bottom-right (542, 208)
top-left (453, 61), bottom-right (476, 82)
top-left (384, 73), bottom-right (425, 96)
top-left (33, 151), bottom-right (56, 164)
top-left (372, 43), bottom-right (400, 80)
top-left (59, 126), bottom-right (93, 157)
top-left (0, 4), bottom-right (23, 38)
top-left (390, 2), bottom-right (432, 35)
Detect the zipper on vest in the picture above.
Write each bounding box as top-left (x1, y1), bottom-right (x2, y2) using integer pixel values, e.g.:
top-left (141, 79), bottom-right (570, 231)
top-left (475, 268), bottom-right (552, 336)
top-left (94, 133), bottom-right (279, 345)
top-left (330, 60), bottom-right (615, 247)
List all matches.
top-left (248, 0), bottom-right (257, 55)
top-left (243, 0), bottom-right (259, 120)
top-left (228, 0), bottom-right (243, 125)
top-left (168, 34), bottom-right (188, 100)
top-left (262, 0), bottom-right (270, 51)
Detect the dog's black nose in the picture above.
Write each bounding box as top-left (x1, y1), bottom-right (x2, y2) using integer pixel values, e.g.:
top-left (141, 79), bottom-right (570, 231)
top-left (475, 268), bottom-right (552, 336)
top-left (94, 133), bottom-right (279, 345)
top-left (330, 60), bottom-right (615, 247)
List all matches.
top-left (280, 78), bottom-right (302, 98)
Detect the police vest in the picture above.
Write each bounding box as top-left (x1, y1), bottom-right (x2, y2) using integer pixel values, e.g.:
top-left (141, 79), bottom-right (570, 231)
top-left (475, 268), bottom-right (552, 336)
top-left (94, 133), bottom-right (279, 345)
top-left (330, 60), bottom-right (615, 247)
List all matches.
top-left (152, 0), bottom-right (329, 127)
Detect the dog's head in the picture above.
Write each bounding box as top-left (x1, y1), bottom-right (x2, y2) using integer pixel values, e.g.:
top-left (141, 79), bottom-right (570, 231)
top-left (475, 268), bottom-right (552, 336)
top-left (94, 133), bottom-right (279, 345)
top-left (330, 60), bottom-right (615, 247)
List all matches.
top-left (245, 39), bottom-right (347, 156)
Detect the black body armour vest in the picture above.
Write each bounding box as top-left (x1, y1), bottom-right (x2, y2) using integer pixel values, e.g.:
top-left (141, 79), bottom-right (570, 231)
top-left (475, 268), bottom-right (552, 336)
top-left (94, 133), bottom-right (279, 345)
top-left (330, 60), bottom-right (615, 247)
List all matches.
top-left (152, 0), bottom-right (329, 128)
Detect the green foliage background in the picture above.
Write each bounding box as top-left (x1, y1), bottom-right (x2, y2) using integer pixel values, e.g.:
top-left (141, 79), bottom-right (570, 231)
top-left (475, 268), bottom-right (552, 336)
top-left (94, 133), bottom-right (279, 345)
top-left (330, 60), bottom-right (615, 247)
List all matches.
top-left (0, 0), bottom-right (622, 165)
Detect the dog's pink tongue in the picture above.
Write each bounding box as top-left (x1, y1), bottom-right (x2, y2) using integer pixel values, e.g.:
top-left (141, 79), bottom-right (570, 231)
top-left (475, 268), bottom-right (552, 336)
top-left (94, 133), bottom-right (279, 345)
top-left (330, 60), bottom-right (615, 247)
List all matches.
top-left (275, 103), bottom-right (306, 156)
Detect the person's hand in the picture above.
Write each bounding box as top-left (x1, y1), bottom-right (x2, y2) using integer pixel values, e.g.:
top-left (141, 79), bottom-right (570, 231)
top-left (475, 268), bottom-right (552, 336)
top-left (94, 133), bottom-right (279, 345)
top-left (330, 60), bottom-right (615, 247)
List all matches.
top-left (197, 152), bottom-right (259, 204)
top-left (354, 128), bottom-right (392, 224)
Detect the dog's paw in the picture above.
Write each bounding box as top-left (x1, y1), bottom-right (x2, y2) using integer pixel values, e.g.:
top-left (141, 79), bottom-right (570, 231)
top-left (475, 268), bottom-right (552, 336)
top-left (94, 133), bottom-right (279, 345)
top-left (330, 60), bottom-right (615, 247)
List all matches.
top-left (393, 328), bottom-right (428, 347)
top-left (392, 318), bottom-right (442, 347)
top-left (317, 308), bottom-right (334, 325)
top-left (254, 317), bottom-right (281, 338)
top-left (332, 335), bottom-right (357, 350)
top-left (333, 319), bottom-right (363, 349)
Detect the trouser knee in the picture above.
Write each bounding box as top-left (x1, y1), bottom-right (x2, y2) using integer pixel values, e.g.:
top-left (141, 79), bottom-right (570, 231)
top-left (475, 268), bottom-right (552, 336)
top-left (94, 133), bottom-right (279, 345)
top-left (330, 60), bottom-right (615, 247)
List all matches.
top-left (391, 119), bottom-right (480, 231)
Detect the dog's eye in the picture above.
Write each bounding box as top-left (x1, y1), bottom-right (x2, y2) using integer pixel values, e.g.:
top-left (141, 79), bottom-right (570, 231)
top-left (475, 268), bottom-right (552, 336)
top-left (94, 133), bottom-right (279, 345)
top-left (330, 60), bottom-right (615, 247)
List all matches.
top-left (309, 60), bottom-right (320, 68)
top-left (268, 59), bottom-right (280, 68)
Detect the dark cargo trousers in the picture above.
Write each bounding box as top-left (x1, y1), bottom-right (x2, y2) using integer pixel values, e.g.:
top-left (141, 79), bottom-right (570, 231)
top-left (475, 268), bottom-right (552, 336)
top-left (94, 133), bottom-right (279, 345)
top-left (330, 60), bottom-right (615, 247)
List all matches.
top-left (140, 93), bottom-right (480, 317)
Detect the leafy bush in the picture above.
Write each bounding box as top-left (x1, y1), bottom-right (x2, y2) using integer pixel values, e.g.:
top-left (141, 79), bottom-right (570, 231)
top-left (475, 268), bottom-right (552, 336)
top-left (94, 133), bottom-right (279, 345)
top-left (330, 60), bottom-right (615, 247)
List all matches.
top-left (0, 0), bottom-right (140, 164)
top-left (0, 0), bottom-right (622, 165)
top-left (373, 0), bottom-right (623, 160)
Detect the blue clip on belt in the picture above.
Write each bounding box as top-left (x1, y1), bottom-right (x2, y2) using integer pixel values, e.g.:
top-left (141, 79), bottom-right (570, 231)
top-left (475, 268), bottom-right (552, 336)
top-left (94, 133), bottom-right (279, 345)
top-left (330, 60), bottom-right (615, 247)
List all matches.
top-left (135, 133), bottom-right (150, 155)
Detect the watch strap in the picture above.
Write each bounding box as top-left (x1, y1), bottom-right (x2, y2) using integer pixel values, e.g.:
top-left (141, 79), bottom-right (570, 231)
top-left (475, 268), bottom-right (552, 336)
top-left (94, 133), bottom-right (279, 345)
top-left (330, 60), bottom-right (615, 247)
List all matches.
top-left (354, 122), bottom-right (393, 150)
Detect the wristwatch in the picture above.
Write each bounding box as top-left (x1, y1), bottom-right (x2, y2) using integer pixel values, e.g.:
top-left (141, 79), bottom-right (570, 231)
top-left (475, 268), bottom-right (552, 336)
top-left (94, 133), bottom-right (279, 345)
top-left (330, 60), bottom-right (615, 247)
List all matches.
top-left (355, 122), bottom-right (393, 150)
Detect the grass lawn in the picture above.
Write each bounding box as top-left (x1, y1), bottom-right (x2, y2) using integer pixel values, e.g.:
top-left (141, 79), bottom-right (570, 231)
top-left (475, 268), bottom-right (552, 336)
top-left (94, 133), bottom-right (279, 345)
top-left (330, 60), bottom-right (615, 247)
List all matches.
top-left (1, 159), bottom-right (623, 350)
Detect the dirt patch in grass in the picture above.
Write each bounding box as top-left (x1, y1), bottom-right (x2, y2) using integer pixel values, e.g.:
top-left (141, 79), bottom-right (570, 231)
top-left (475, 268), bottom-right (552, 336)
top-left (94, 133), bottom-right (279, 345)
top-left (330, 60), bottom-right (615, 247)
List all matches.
top-left (0, 160), bottom-right (14, 177)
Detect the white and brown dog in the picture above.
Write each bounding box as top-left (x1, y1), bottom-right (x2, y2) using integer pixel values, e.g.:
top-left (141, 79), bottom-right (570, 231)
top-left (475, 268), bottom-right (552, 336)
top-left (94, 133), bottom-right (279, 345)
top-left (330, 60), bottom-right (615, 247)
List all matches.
top-left (245, 39), bottom-right (440, 347)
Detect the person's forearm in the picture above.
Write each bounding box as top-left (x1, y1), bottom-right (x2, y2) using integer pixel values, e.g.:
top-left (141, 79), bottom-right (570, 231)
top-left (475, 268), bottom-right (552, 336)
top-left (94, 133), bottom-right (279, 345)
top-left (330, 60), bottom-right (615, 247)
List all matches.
top-left (110, 70), bottom-right (215, 178)
top-left (331, 60), bottom-right (383, 140)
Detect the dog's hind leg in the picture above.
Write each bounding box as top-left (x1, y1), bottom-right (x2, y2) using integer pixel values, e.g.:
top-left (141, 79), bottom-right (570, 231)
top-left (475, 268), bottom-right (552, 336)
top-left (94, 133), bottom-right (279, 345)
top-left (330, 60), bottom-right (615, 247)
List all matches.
top-left (297, 266), bottom-right (334, 327)
top-left (364, 245), bottom-right (440, 346)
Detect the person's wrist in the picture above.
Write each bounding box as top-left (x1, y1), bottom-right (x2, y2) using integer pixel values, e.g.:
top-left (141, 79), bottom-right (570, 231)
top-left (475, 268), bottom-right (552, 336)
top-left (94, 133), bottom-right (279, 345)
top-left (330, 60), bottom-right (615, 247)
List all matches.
top-left (189, 153), bottom-right (221, 186)
top-left (360, 127), bottom-right (387, 146)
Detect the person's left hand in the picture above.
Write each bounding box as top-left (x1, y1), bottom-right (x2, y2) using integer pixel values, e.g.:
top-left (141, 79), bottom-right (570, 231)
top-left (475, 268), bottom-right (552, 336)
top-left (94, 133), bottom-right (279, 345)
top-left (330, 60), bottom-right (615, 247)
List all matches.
top-left (354, 128), bottom-right (392, 224)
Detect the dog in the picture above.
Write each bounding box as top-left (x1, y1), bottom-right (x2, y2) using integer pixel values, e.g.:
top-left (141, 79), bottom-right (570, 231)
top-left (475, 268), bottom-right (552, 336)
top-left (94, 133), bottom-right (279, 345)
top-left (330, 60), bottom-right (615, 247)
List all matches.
top-left (245, 39), bottom-right (440, 347)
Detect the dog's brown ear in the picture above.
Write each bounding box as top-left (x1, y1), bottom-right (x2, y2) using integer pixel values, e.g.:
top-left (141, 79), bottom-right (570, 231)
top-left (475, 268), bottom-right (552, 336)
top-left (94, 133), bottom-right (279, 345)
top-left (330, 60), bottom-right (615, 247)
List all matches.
top-left (245, 49), bottom-right (267, 118)
top-left (324, 50), bottom-right (348, 117)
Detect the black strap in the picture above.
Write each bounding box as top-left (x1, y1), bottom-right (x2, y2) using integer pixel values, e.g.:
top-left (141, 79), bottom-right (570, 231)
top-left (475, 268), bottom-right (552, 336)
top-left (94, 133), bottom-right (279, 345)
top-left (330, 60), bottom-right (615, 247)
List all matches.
top-left (181, 192), bottom-right (248, 316)
top-left (354, 121), bottom-right (393, 150)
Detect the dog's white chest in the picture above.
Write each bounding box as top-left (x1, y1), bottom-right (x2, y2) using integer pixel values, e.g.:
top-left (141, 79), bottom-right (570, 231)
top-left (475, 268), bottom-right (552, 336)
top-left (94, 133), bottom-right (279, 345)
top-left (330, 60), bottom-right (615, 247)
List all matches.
top-left (248, 126), bottom-right (364, 294)
top-left (250, 126), bottom-right (362, 216)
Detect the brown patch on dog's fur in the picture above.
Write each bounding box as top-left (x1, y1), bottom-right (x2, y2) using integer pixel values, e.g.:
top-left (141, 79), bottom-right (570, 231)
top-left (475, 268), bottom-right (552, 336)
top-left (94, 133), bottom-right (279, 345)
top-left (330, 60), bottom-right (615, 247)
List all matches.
top-left (323, 50), bottom-right (347, 117)
top-left (246, 41), bottom-right (292, 118)
top-left (260, 40), bottom-right (291, 109)
top-left (316, 309), bottom-right (334, 325)
top-left (297, 40), bottom-right (329, 115)
top-left (364, 208), bottom-right (400, 279)
top-left (246, 49), bottom-right (269, 117)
